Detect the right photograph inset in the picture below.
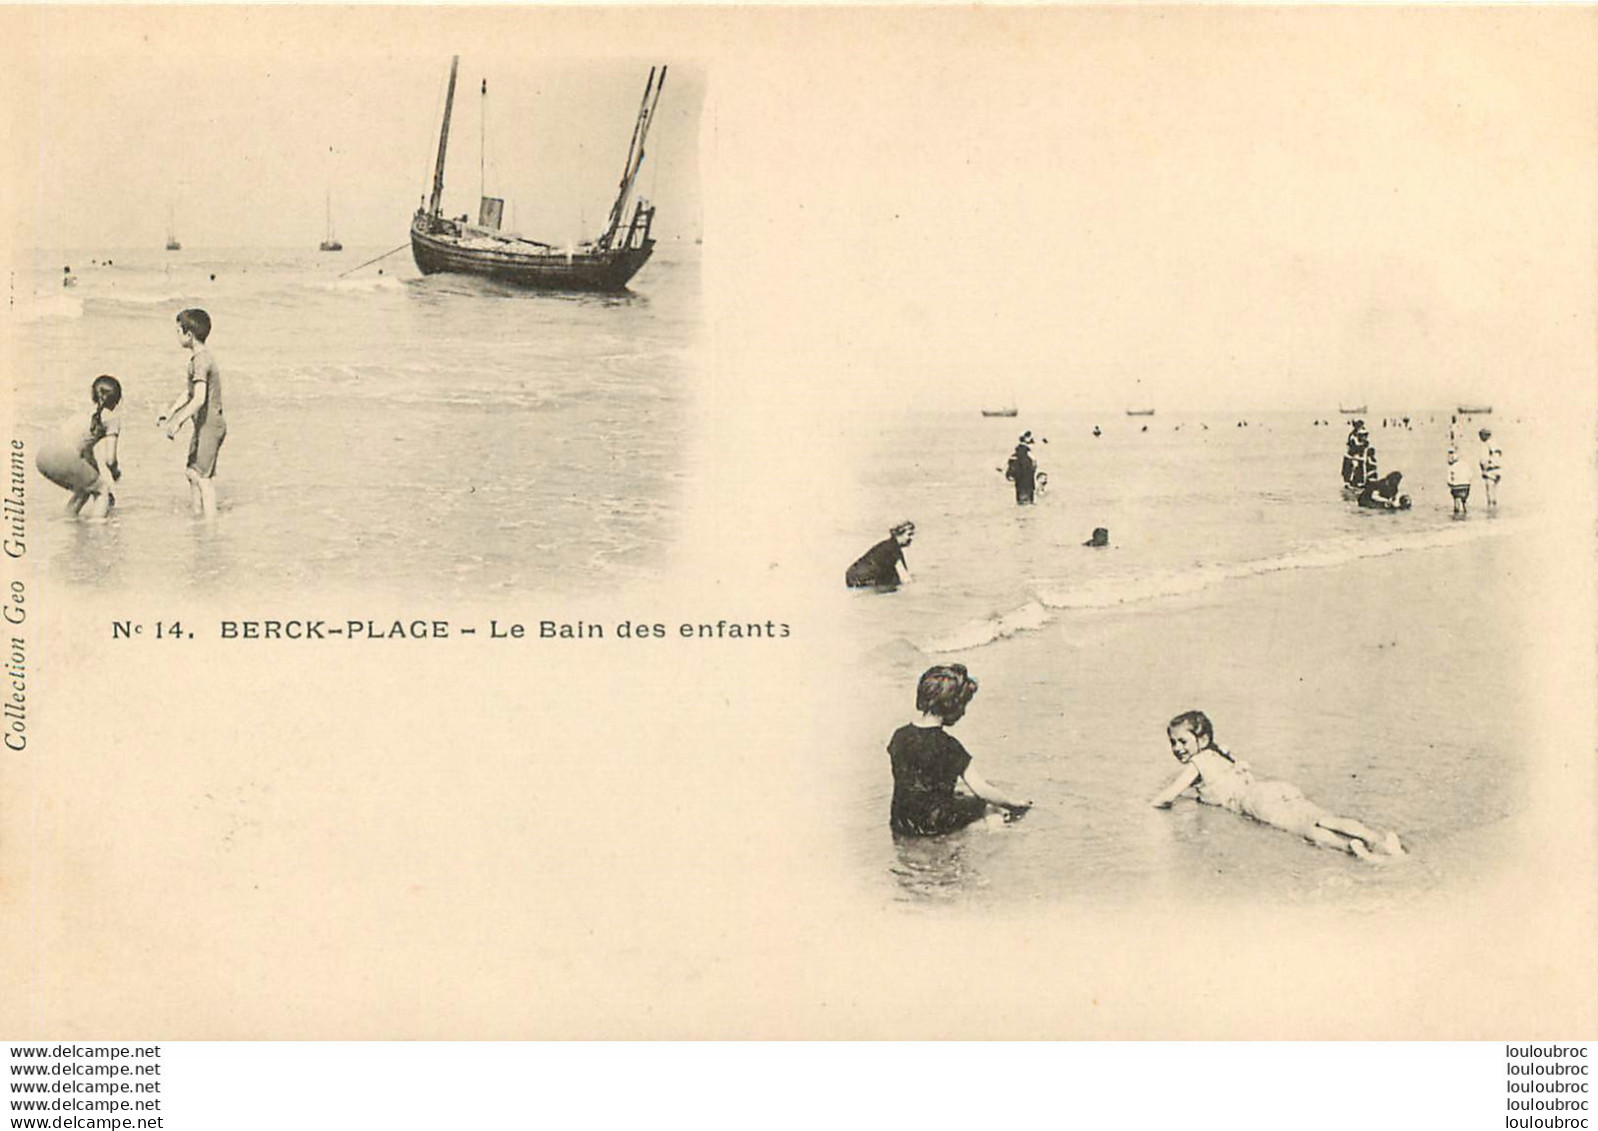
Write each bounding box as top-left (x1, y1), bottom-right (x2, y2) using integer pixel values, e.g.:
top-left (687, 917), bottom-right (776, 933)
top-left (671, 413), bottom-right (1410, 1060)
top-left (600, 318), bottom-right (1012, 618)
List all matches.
top-left (804, 7), bottom-right (1591, 914)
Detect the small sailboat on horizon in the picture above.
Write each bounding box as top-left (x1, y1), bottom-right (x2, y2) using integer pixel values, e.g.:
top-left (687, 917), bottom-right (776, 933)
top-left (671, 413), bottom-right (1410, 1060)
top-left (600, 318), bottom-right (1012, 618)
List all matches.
top-left (320, 189), bottom-right (343, 252)
top-left (165, 205), bottom-right (181, 251)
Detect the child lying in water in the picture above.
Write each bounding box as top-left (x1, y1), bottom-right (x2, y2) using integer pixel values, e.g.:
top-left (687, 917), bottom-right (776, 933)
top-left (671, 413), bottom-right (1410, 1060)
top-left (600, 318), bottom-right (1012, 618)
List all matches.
top-left (1151, 710), bottom-right (1404, 860)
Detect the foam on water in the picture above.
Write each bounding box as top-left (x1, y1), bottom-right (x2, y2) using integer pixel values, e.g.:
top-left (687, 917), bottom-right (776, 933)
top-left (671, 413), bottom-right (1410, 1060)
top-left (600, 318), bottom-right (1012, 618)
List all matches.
top-left (924, 518), bottom-right (1514, 652)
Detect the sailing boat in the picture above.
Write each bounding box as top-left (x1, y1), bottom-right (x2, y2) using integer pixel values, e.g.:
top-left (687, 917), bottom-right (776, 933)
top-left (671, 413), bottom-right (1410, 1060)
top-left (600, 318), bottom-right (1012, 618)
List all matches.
top-left (409, 57), bottom-right (666, 292)
top-left (320, 189), bottom-right (343, 252)
top-left (165, 205), bottom-right (181, 251)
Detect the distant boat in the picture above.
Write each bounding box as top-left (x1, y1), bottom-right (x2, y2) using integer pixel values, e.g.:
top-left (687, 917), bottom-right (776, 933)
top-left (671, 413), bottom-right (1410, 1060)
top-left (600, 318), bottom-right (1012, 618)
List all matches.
top-left (1456, 404), bottom-right (1492, 415)
top-left (1125, 408), bottom-right (1155, 417)
top-left (319, 189), bottom-right (343, 252)
top-left (1338, 404), bottom-right (1367, 414)
top-left (981, 406), bottom-right (1018, 418)
top-left (165, 205), bottom-right (181, 251)
top-left (410, 56), bottom-right (665, 292)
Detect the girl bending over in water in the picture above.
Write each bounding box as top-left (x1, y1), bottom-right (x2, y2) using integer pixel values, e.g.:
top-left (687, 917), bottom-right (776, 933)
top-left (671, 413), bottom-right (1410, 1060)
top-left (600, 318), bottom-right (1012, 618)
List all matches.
top-left (36, 375), bottom-right (122, 519)
top-left (887, 664), bottom-right (1030, 836)
top-left (1151, 710), bottom-right (1404, 860)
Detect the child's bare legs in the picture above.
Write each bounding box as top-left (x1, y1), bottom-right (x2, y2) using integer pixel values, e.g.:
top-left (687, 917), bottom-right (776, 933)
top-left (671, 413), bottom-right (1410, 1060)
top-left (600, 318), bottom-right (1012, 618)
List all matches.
top-left (1318, 814), bottom-right (1404, 856)
top-left (1303, 825), bottom-right (1361, 854)
top-left (67, 490), bottom-right (90, 516)
top-left (80, 491), bottom-right (110, 520)
top-left (185, 468), bottom-right (217, 518)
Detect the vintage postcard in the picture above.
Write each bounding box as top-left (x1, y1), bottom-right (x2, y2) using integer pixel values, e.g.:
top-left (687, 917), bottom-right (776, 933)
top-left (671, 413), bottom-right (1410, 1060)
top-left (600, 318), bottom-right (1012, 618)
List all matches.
top-left (1, 5), bottom-right (1593, 1041)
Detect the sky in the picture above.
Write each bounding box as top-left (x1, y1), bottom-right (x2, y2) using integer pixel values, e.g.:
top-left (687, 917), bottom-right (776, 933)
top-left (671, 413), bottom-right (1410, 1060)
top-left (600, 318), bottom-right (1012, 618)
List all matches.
top-left (8, 17), bottom-right (704, 250)
top-left (5, 6), bottom-right (1594, 413)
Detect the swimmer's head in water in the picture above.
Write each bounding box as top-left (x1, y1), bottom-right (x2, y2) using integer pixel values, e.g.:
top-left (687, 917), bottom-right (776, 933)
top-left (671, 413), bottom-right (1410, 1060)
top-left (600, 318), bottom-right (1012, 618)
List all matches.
top-left (891, 520), bottom-right (915, 544)
top-left (176, 308), bottom-right (211, 343)
top-left (1478, 428), bottom-right (1492, 440)
top-left (1167, 710), bottom-right (1215, 760)
top-left (91, 375), bottom-right (122, 411)
top-left (916, 663), bottom-right (978, 725)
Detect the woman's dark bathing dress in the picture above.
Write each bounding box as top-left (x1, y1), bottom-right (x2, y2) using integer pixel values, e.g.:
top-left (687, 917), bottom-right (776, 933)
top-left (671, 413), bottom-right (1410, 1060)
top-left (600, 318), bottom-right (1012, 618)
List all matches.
top-left (888, 724), bottom-right (989, 836)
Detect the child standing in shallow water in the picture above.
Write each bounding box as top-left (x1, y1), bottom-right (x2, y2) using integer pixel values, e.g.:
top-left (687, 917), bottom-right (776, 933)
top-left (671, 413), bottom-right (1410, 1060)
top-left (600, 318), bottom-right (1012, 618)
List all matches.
top-left (159, 308), bottom-right (227, 518)
top-left (1447, 446), bottom-right (1470, 516)
top-left (887, 664), bottom-right (1030, 836)
top-left (1478, 428), bottom-right (1502, 508)
top-left (1151, 710), bottom-right (1404, 860)
top-left (36, 375), bottom-right (122, 519)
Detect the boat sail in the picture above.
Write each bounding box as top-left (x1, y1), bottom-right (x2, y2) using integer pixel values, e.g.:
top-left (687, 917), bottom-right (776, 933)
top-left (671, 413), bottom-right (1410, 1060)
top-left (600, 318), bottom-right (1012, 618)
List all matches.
top-left (320, 189), bottom-right (343, 252)
top-left (165, 205), bottom-right (181, 251)
top-left (409, 57), bottom-right (666, 292)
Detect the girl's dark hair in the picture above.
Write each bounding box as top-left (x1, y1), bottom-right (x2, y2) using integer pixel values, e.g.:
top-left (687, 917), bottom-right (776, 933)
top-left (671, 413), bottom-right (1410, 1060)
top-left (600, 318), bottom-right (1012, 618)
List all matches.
top-left (89, 375), bottom-right (122, 439)
top-left (917, 663), bottom-right (978, 724)
top-left (1168, 710), bottom-right (1215, 746)
top-left (176, 308), bottom-right (212, 342)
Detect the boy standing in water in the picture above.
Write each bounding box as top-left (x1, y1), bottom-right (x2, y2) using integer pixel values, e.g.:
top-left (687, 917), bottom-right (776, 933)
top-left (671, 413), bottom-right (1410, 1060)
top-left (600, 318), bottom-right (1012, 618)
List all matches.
top-left (1446, 446), bottom-right (1470, 516)
top-left (159, 308), bottom-right (227, 518)
top-left (1478, 428), bottom-right (1502, 508)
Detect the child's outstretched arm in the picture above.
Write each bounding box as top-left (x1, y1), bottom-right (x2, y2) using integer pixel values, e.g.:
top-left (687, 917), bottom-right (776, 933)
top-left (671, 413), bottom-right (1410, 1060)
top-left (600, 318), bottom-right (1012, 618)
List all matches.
top-left (157, 386), bottom-right (189, 425)
top-left (961, 765), bottom-right (1029, 813)
top-left (1150, 763), bottom-right (1199, 808)
top-left (160, 380), bottom-right (206, 439)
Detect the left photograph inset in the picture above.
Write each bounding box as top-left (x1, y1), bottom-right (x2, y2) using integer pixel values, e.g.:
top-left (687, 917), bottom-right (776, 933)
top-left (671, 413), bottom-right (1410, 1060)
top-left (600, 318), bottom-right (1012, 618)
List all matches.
top-left (9, 46), bottom-right (704, 596)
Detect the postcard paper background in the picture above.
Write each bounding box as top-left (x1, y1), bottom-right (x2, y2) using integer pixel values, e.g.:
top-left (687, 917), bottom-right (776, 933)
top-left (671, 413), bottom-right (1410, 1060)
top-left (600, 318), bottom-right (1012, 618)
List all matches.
top-left (1, 6), bottom-right (1594, 1038)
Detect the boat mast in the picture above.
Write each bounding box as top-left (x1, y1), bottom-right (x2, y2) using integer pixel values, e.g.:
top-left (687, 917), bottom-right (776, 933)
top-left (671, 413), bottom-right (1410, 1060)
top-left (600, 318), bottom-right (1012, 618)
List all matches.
top-left (599, 66), bottom-right (667, 250)
top-left (428, 56), bottom-right (460, 219)
top-left (479, 77), bottom-right (487, 206)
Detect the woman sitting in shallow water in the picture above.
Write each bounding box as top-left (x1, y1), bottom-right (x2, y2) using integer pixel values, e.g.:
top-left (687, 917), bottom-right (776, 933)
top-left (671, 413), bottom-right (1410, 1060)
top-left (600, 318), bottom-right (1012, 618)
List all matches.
top-left (1151, 710), bottom-right (1404, 860)
top-left (887, 664), bottom-right (1030, 836)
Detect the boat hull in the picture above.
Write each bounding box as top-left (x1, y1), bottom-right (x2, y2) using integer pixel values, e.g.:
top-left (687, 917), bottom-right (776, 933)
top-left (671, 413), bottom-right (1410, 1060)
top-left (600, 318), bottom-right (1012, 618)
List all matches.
top-left (410, 222), bottom-right (653, 292)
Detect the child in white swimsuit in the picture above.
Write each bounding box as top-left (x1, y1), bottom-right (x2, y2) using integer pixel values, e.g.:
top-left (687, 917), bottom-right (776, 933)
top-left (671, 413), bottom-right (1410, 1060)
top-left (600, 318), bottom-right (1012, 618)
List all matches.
top-left (1151, 710), bottom-right (1404, 859)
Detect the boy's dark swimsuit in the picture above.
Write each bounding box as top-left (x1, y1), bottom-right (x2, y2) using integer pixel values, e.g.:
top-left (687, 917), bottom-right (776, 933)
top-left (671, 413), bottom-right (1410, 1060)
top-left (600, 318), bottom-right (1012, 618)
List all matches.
top-left (887, 724), bottom-right (989, 836)
top-left (845, 537), bottom-right (906, 589)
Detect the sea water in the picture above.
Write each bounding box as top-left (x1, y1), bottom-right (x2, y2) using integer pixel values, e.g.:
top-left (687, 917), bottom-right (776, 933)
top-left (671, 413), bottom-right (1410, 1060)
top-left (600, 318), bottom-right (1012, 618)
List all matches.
top-left (11, 244), bottom-right (701, 598)
top-left (834, 410), bottom-right (1542, 908)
